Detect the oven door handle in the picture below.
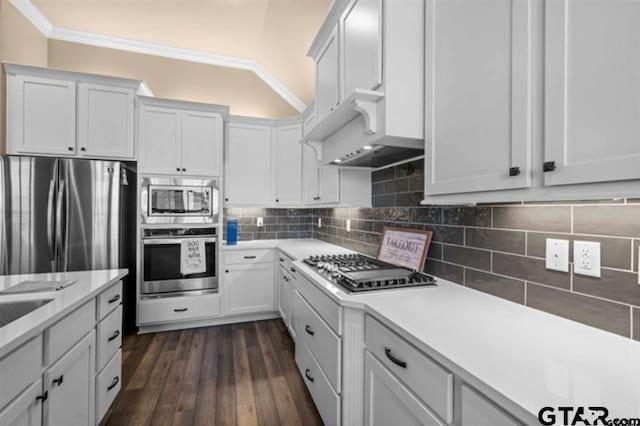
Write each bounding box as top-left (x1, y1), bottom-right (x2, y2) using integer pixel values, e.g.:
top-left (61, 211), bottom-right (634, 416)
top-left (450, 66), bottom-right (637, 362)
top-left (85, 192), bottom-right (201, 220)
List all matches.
top-left (143, 238), bottom-right (218, 245)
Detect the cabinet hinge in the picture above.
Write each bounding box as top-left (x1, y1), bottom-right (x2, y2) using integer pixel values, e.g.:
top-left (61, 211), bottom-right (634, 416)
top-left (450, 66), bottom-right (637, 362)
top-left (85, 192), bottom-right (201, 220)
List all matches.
top-left (543, 161), bottom-right (556, 172)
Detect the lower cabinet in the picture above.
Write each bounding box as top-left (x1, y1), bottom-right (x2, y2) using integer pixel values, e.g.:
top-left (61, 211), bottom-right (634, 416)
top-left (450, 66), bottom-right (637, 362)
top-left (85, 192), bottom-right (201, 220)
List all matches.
top-left (44, 331), bottom-right (95, 426)
top-left (461, 385), bottom-right (521, 426)
top-left (278, 266), bottom-right (292, 324)
top-left (225, 262), bottom-right (275, 315)
top-left (95, 351), bottom-right (122, 423)
top-left (364, 352), bottom-right (444, 426)
top-left (0, 380), bottom-right (43, 426)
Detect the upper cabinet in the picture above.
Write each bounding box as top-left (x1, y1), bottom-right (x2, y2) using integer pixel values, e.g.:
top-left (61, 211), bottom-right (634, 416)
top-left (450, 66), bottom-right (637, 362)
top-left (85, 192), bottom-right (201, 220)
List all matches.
top-left (138, 97), bottom-right (226, 177)
top-left (424, 0), bottom-right (640, 204)
top-left (544, 0), bottom-right (640, 187)
top-left (273, 124), bottom-right (304, 206)
top-left (342, 0), bottom-right (382, 96)
top-left (424, 0), bottom-right (533, 195)
top-left (304, 0), bottom-right (424, 167)
top-left (5, 64), bottom-right (141, 160)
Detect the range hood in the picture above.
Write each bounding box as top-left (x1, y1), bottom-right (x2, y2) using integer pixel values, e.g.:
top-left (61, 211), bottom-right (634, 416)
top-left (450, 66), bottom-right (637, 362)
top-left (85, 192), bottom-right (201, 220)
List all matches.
top-left (331, 144), bottom-right (424, 168)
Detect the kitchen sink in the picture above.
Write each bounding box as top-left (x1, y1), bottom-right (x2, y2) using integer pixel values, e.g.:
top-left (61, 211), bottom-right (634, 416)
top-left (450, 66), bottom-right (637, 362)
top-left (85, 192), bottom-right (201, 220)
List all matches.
top-left (0, 299), bottom-right (54, 328)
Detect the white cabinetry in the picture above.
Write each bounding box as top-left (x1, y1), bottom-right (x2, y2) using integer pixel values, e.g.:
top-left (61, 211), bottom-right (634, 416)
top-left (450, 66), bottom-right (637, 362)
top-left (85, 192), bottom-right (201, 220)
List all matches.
top-left (316, 26), bottom-right (341, 122)
top-left (544, 0), bottom-right (640, 187)
top-left (0, 380), bottom-right (43, 426)
top-left (424, 0), bottom-right (533, 195)
top-left (224, 120), bottom-right (272, 206)
top-left (223, 249), bottom-right (275, 316)
top-left (5, 64), bottom-right (141, 160)
top-left (138, 97), bottom-right (226, 177)
top-left (461, 385), bottom-right (521, 426)
top-left (341, 0), bottom-right (382, 96)
top-left (44, 331), bottom-right (95, 426)
top-left (273, 124), bottom-right (303, 206)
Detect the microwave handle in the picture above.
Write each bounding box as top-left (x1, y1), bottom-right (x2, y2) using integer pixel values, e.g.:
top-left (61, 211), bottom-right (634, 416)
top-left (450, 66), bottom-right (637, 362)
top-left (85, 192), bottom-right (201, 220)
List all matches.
top-left (143, 238), bottom-right (218, 245)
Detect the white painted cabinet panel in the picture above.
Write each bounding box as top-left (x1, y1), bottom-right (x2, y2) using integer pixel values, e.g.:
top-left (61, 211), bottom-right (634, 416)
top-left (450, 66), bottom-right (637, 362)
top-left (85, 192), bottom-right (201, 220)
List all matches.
top-left (342, 0), bottom-right (382, 96)
top-left (273, 124), bottom-right (303, 206)
top-left (461, 385), bottom-right (521, 426)
top-left (316, 26), bottom-right (341, 122)
top-left (424, 0), bottom-right (533, 195)
top-left (77, 83), bottom-right (135, 159)
top-left (278, 267), bottom-right (291, 323)
top-left (181, 111), bottom-right (222, 176)
top-left (44, 331), bottom-right (95, 426)
top-left (544, 0), bottom-right (640, 186)
top-left (303, 144), bottom-right (322, 204)
top-left (320, 166), bottom-right (341, 204)
top-left (0, 380), bottom-right (43, 426)
top-left (224, 263), bottom-right (275, 315)
top-left (364, 352), bottom-right (444, 426)
top-left (139, 106), bottom-right (182, 175)
top-left (7, 75), bottom-right (77, 156)
top-left (225, 123), bottom-right (272, 206)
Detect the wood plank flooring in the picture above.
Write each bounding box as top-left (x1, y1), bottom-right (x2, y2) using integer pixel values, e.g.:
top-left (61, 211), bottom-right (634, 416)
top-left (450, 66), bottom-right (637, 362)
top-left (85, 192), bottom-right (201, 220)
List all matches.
top-left (101, 320), bottom-right (323, 426)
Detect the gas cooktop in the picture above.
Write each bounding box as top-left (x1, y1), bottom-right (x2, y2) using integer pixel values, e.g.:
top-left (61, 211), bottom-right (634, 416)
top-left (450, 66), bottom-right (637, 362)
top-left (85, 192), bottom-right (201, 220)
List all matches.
top-left (303, 253), bottom-right (436, 293)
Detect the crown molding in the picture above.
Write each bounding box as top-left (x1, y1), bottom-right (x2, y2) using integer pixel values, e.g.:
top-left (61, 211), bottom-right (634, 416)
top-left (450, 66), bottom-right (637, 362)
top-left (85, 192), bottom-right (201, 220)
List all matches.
top-left (9, 0), bottom-right (307, 113)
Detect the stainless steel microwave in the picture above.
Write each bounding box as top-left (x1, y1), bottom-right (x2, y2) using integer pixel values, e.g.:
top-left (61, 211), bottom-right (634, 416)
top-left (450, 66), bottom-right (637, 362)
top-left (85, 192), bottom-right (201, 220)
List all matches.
top-left (140, 177), bottom-right (219, 225)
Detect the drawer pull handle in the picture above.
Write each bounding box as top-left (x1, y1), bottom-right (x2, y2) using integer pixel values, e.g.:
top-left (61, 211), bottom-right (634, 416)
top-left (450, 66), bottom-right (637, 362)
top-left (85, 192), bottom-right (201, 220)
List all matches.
top-left (174, 308), bottom-right (188, 312)
top-left (108, 330), bottom-right (121, 342)
top-left (107, 376), bottom-right (120, 391)
top-left (290, 267), bottom-right (297, 273)
top-left (36, 391), bottom-right (48, 403)
top-left (52, 375), bottom-right (64, 387)
top-left (385, 347), bottom-right (407, 369)
top-left (305, 325), bottom-right (315, 336)
top-left (108, 294), bottom-right (121, 304)
top-left (304, 369), bottom-right (314, 383)
top-left (244, 255), bottom-right (257, 259)
top-left (280, 258), bottom-right (284, 262)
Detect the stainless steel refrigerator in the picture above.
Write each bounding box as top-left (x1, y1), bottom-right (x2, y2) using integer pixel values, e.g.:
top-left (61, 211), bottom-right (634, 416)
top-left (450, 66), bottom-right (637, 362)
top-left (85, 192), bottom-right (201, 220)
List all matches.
top-left (0, 156), bottom-right (137, 329)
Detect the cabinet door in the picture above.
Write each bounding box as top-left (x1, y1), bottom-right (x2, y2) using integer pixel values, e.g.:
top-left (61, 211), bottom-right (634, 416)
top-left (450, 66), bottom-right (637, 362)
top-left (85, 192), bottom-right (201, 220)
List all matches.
top-left (225, 263), bottom-right (275, 315)
top-left (461, 385), bottom-right (521, 426)
top-left (77, 83), bottom-right (135, 159)
top-left (319, 166), bottom-right (340, 204)
top-left (303, 144), bottom-right (321, 204)
top-left (0, 380), bottom-right (43, 426)
top-left (424, 0), bottom-right (533, 195)
top-left (224, 123), bottom-right (271, 206)
top-left (139, 106), bottom-right (182, 175)
top-left (278, 268), bottom-right (290, 322)
top-left (364, 352), bottom-right (444, 426)
top-left (273, 124), bottom-right (303, 206)
top-left (7, 75), bottom-right (76, 156)
top-left (545, 0), bottom-right (640, 186)
top-left (44, 331), bottom-right (95, 426)
top-left (316, 26), bottom-right (341, 122)
top-left (342, 0), bottom-right (382, 96)
top-left (181, 111), bottom-right (222, 176)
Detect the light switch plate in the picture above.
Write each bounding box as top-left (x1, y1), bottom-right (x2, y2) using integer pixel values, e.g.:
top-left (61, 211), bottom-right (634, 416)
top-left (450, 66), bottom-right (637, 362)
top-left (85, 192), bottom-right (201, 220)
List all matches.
top-left (257, 217), bottom-right (263, 227)
top-left (574, 241), bottom-right (601, 278)
top-left (346, 219), bottom-right (351, 232)
top-left (546, 238), bottom-right (569, 272)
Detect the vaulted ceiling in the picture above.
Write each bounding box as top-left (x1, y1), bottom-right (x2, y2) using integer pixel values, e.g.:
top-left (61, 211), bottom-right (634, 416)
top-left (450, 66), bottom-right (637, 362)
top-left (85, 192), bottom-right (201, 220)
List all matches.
top-left (29, 0), bottom-right (332, 109)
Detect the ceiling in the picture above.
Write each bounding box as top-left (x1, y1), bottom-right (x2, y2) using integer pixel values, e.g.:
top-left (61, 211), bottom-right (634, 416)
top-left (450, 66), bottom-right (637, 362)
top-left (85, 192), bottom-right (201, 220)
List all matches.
top-left (30, 0), bottom-right (332, 106)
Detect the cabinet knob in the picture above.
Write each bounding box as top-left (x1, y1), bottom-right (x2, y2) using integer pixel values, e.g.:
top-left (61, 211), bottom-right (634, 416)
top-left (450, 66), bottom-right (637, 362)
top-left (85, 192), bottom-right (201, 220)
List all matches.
top-left (509, 167), bottom-right (521, 177)
top-left (80, 147), bottom-right (86, 152)
top-left (182, 168), bottom-right (186, 172)
top-left (275, 199), bottom-right (279, 203)
top-left (225, 269), bottom-right (229, 273)
top-left (543, 161), bottom-right (556, 172)
top-left (225, 198), bottom-right (229, 202)
top-left (67, 147), bottom-right (74, 151)
top-left (176, 167), bottom-right (180, 172)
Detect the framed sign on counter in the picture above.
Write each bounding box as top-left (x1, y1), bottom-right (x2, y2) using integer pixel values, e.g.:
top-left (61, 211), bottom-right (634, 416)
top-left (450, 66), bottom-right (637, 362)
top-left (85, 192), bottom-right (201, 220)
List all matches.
top-left (377, 227), bottom-right (433, 271)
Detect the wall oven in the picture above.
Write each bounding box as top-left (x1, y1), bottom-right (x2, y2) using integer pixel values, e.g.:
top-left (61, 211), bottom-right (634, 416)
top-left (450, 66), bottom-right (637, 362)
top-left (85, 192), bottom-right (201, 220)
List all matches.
top-left (140, 177), bottom-right (219, 225)
top-left (141, 227), bottom-right (218, 298)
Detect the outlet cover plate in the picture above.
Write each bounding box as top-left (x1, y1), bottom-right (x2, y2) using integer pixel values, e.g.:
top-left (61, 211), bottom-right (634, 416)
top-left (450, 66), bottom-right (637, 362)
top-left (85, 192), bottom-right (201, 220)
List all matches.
top-left (257, 217), bottom-right (264, 227)
top-left (546, 238), bottom-right (569, 272)
top-left (346, 219), bottom-right (351, 232)
top-left (574, 240), bottom-right (601, 278)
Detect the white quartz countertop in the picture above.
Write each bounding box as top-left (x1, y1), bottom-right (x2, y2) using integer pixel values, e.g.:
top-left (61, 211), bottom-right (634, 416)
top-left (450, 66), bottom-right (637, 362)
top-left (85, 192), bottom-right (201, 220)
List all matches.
top-left (0, 269), bottom-right (128, 359)
top-left (227, 239), bottom-right (640, 420)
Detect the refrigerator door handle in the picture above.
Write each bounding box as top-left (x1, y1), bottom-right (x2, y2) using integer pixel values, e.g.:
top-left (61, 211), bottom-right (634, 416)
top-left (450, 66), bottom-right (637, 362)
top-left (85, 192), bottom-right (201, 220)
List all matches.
top-left (46, 178), bottom-right (56, 261)
top-left (55, 179), bottom-right (67, 271)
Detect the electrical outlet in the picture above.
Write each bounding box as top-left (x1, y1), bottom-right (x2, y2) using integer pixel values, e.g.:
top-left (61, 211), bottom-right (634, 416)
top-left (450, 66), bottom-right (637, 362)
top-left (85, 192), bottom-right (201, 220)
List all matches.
top-left (318, 217), bottom-right (322, 228)
top-left (257, 217), bottom-right (263, 227)
top-left (574, 241), bottom-right (601, 277)
top-left (546, 238), bottom-right (569, 272)
top-left (346, 219), bottom-right (351, 232)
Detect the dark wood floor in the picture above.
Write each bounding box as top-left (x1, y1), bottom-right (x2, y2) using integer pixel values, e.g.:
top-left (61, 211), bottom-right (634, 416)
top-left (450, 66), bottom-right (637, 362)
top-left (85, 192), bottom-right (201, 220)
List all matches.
top-left (101, 319), bottom-right (323, 426)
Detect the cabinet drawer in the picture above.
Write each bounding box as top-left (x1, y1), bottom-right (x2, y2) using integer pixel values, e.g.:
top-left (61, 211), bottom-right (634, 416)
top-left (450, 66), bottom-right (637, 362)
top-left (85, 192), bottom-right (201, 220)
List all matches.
top-left (0, 336), bottom-right (43, 410)
top-left (45, 299), bottom-right (95, 364)
top-left (295, 339), bottom-right (340, 426)
top-left (97, 281), bottom-right (123, 321)
top-left (365, 315), bottom-right (453, 423)
top-left (138, 293), bottom-right (220, 325)
top-left (96, 350), bottom-right (122, 424)
top-left (294, 273), bottom-right (341, 334)
top-left (461, 385), bottom-right (521, 426)
top-left (277, 251), bottom-right (296, 274)
top-left (293, 290), bottom-right (341, 392)
top-left (224, 249), bottom-right (274, 265)
top-left (97, 305), bottom-right (122, 372)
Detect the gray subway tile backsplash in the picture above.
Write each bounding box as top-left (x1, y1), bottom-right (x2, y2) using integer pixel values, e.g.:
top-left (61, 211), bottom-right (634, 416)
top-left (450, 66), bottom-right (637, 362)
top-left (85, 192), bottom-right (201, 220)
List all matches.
top-left (442, 245), bottom-right (491, 271)
top-left (492, 252), bottom-right (571, 290)
top-left (493, 205), bottom-right (572, 233)
top-left (465, 228), bottom-right (526, 255)
top-left (634, 308), bottom-right (640, 341)
top-left (465, 269), bottom-right (525, 304)
top-left (572, 268), bottom-right (640, 306)
top-left (573, 205), bottom-right (640, 237)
